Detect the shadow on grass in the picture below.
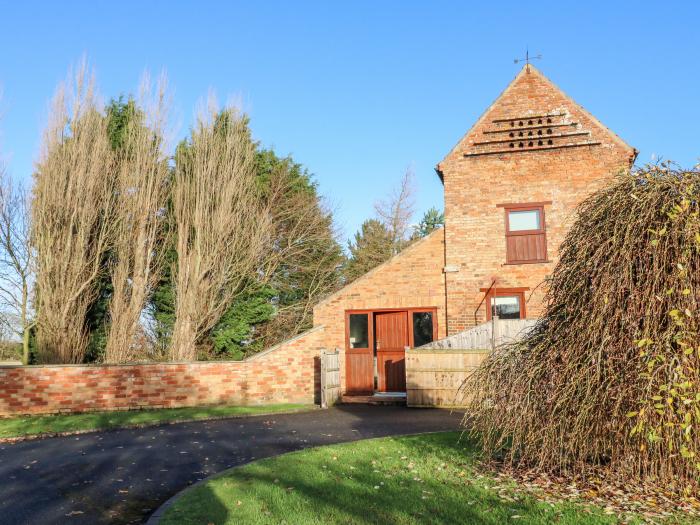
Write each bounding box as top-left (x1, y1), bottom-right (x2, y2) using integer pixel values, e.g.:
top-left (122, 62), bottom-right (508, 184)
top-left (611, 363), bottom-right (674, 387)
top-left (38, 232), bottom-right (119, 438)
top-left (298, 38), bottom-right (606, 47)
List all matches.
top-left (162, 432), bottom-right (608, 525)
top-left (0, 405), bottom-right (614, 525)
top-left (0, 403), bottom-right (312, 439)
top-left (164, 484), bottom-right (231, 524)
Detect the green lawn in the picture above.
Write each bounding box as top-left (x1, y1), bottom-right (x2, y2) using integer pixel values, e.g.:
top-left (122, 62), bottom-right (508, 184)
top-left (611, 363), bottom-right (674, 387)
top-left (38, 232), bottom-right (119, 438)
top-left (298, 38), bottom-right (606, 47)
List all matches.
top-left (0, 403), bottom-right (312, 439)
top-left (161, 432), bottom-right (641, 525)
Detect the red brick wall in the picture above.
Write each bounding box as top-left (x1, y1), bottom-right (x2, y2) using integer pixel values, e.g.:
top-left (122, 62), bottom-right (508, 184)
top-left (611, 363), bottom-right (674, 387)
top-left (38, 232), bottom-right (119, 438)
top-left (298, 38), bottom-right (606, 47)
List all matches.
top-left (313, 229), bottom-right (447, 391)
top-left (436, 65), bottom-right (635, 333)
top-left (0, 326), bottom-right (325, 416)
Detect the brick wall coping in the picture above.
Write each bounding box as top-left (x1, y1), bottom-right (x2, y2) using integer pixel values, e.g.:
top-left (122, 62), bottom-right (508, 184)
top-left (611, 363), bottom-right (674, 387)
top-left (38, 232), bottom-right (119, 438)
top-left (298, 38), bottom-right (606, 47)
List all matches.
top-left (0, 360), bottom-right (244, 370)
top-left (0, 324), bottom-right (326, 370)
top-left (245, 324), bottom-right (325, 361)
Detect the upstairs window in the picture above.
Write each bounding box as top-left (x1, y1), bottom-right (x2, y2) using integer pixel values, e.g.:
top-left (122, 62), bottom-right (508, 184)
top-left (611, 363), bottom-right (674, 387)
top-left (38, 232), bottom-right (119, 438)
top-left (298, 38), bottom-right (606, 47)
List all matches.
top-left (501, 203), bottom-right (548, 264)
top-left (508, 209), bottom-right (541, 232)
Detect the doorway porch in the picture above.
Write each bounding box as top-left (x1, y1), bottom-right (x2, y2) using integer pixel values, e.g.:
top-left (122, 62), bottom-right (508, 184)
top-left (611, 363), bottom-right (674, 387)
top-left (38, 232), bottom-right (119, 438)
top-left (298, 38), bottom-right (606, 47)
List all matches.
top-left (343, 307), bottom-right (437, 396)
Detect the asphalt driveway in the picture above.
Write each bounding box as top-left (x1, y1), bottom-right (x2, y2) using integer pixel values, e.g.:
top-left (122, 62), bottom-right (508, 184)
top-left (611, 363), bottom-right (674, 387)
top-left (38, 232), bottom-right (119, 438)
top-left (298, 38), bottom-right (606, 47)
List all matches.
top-left (0, 405), bottom-right (463, 524)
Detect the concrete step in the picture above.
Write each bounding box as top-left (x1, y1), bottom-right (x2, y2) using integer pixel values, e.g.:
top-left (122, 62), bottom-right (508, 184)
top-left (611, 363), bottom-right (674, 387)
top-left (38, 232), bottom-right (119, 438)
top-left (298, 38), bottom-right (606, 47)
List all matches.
top-left (341, 393), bottom-right (407, 406)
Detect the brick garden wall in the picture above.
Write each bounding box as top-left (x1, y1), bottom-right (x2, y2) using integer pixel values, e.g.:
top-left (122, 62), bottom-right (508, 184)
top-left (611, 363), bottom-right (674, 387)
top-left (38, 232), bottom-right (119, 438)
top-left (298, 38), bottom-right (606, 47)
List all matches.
top-left (0, 326), bottom-right (325, 416)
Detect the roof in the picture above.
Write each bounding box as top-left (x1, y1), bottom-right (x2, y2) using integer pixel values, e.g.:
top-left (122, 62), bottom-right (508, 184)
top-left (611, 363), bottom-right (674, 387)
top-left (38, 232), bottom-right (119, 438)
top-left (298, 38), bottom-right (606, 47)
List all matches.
top-left (313, 227), bottom-right (445, 312)
top-left (435, 64), bottom-right (637, 181)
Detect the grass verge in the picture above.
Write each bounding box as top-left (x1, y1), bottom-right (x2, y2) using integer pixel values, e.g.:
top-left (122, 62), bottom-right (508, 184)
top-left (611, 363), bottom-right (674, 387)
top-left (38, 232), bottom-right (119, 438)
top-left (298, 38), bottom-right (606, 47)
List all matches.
top-left (160, 431), bottom-right (646, 525)
top-left (0, 403), bottom-right (313, 440)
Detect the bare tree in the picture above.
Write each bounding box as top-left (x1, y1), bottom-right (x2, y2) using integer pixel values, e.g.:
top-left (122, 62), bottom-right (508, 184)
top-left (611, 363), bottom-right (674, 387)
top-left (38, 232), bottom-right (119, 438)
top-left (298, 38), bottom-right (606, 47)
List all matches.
top-left (374, 167), bottom-right (416, 254)
top-left (170, 99), bottom-right (270, 360)
top-left (256, 172), bottom-right (343, 343)
top-left (104, 74), bottom-right (171, 362)
top-left (0, 163), bottom-right (34, 364)
top-left (32, 61), bottom-right (117, 363)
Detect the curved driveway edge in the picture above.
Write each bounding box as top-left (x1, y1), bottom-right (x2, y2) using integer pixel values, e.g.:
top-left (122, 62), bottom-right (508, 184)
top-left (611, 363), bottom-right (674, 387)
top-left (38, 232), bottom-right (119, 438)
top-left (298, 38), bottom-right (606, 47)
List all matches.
top-left (0, 406), bottom-right (317, 444)
top-left (0, 405), bottom-right (462, 525)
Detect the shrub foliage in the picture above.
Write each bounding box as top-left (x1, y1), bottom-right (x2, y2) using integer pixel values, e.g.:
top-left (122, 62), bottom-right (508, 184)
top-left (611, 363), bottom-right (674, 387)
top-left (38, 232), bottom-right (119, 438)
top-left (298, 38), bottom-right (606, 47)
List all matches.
top-left (467, 165), bottom-right (700, 486)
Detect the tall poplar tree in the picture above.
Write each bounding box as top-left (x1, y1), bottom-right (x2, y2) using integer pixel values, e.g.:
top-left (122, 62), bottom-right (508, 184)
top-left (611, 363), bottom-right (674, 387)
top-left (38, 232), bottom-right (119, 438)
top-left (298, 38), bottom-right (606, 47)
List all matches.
top-left (151, 118), bottom-right (344, 359)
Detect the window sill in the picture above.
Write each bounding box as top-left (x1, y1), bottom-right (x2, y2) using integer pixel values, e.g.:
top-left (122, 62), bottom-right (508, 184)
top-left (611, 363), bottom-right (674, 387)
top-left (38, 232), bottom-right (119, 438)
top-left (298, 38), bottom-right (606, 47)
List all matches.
top-left (503, 260), bottom-right (552, 266)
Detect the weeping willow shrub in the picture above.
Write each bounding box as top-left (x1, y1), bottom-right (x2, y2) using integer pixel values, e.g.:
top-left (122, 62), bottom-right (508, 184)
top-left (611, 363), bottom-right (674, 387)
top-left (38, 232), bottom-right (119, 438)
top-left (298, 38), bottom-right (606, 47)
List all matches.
top-left (466, 164), bottom-right (700, 486)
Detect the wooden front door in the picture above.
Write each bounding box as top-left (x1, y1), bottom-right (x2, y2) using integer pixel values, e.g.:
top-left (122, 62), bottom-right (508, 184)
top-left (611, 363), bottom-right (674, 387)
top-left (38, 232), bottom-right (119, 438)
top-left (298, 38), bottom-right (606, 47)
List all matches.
top-left (375, 311), bottom-right (408, 392)
top-left (345, 312), bottom-right (374, 394)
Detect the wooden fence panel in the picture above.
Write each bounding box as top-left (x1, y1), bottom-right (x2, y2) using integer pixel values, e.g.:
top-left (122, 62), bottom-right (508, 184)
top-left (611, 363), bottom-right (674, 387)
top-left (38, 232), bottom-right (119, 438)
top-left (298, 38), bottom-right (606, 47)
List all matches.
top-left (320, 348), bottom-right (341, 408)
top-left (406, 319), bottom-right (536, 407)
top-left (405, 349), bottom-right (490, 407)
top-left (420, 318), bottom-right (536, 350)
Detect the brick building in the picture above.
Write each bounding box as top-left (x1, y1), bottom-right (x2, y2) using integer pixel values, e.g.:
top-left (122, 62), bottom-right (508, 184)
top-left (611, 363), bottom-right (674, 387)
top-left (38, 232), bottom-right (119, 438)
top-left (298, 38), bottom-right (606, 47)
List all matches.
top-left (314, 64), bottom-right (636, 396)
top-left (0, 65), bottom-right (639, 416)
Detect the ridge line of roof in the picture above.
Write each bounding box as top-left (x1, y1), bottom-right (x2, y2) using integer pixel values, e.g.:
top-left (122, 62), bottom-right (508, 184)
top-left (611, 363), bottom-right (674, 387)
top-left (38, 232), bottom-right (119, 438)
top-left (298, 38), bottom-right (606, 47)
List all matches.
top-left (312, 227), bottom-right (445, 311)
top-left (435, 64), bottom-right (637, 180)
top-left (435, 66), bottom-right (531, 181)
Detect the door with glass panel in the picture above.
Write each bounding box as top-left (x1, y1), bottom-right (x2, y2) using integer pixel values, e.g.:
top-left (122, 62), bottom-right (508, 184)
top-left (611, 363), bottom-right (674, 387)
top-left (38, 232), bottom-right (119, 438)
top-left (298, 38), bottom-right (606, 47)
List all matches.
top-left (345, 308), bottom-right (438, 395)
top-left (374, 309), bottom-right (437, 392)
top-left (345, 312), bottom-right (373, 394)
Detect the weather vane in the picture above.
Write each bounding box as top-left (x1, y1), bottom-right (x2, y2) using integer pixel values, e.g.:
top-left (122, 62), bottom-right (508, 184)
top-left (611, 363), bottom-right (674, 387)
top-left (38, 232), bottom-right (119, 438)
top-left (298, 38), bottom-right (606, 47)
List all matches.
top-left (514, 48), bottom-right (542, 71)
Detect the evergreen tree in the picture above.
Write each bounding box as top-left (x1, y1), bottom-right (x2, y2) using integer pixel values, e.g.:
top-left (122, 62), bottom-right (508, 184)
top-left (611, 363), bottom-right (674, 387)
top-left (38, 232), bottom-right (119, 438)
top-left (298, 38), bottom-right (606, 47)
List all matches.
top-left (344, 219), bottom-right (394, 282)
top-left (208, 146), bottom-right (344, 359)
top-left (209, 285), bottom-right (276, 359)
top-left (413, 207), bottom-right (444, 239)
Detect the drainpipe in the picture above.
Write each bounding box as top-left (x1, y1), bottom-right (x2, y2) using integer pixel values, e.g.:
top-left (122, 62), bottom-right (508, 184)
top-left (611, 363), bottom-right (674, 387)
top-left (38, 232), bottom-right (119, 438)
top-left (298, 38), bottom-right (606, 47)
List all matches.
top-left (491, 314), bottom-right (499, 351)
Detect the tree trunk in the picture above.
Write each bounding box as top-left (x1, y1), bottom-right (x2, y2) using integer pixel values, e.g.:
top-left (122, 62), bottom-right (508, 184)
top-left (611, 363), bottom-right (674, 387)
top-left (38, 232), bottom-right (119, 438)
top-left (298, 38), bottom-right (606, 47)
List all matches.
top-left (171, 315), bottom-right (197, 361)
top-left (22, 326), bottom-right (30, 365)
top-left (21, 281), bottom-right (29, 365)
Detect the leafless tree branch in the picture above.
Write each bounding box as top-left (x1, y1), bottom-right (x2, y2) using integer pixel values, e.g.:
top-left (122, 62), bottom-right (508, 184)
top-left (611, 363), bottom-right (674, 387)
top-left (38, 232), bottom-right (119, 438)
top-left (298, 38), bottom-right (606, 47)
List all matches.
top-left (374, 166), bottom-right (416, 254)
top-left (170, 97), bottom-right (270, 360)
top-left (104, 72), bottom-right (172, 363)
top-left (0, 105), bottom-right (35, 364)
top-left (32, 59), bottom-right (117, 363)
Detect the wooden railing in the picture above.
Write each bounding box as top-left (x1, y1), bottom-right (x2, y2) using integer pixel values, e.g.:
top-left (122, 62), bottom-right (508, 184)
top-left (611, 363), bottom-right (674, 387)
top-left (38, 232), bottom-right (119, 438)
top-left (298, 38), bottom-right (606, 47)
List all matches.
top-left (473, 279), bottom-right (497, 325)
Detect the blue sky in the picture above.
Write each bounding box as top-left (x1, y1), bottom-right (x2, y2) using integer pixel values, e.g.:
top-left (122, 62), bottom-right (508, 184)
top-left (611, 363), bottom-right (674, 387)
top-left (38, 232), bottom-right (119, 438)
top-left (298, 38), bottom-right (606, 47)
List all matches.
top-left (0, 1), bottom-right (698, 244)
